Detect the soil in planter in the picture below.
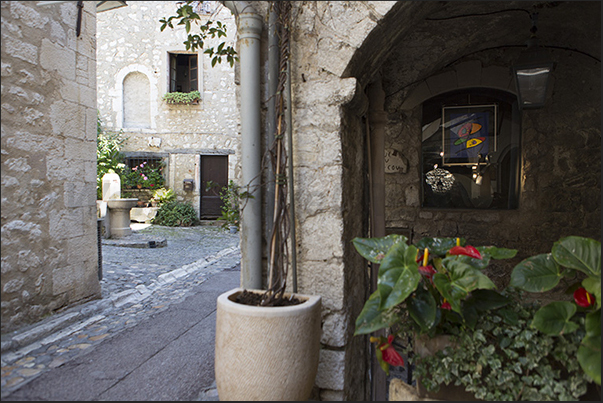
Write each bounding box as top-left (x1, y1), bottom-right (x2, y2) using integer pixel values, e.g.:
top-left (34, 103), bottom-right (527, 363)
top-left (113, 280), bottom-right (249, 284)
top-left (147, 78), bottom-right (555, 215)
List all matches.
top-left (235, 290), bottom-right (304, 307)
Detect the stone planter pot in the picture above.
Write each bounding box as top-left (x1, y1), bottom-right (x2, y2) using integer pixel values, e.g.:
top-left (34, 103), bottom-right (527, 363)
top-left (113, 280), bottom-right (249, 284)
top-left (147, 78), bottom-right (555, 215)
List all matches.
top-left (215, 288), bottom-right (322, 401)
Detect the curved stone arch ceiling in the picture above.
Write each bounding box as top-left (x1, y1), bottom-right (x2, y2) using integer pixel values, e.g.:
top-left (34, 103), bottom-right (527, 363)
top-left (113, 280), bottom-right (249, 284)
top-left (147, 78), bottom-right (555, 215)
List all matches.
top-left (344, 1), bottom-right (600, 96)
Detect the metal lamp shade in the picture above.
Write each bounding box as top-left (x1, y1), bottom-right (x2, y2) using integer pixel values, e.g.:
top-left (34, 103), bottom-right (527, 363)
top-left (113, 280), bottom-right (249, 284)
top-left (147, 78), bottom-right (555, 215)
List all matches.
top-left (512, 37), bottom-right (554, 109)
top-left (96, 1), bottom-right (127, 12)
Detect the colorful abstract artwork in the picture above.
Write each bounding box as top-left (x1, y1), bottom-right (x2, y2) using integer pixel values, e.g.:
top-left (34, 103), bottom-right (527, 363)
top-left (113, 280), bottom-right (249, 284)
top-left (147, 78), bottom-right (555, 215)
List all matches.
top-left (449, 112), bottom-right (489, 159)
top-left (442, 105), bottom-right (497, 165)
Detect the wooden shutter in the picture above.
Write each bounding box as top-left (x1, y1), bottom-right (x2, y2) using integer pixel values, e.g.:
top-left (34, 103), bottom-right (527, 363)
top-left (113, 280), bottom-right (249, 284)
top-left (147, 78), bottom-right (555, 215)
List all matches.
top-left (189, 54), bottom-right (198, 92)
top-left (169, 53), bottom-right (177, 92)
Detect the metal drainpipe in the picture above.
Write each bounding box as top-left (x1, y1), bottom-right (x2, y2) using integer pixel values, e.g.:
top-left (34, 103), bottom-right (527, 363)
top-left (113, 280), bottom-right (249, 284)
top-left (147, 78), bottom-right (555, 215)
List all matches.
top-left (223, 1), bottom-right (263, 289)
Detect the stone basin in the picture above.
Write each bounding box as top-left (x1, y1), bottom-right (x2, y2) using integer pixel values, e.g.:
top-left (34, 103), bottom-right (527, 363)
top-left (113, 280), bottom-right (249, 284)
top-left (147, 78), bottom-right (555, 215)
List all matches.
top-left (107, 198), bottom-right (139, 209)
top-left (107, 198), bottom-right (138, 238)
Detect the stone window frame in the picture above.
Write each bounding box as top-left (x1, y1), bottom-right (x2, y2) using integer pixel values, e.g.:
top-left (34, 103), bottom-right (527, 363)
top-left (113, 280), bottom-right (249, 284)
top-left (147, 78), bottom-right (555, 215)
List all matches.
top-left (167, 52), bottom-right (199, 94)
top-left (114, 65), bottom-right (158, 131)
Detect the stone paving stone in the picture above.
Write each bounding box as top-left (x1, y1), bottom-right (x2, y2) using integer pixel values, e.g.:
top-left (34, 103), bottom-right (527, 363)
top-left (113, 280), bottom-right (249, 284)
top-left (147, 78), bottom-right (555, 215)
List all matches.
top-left (1, 224), bottom-right (240, 398)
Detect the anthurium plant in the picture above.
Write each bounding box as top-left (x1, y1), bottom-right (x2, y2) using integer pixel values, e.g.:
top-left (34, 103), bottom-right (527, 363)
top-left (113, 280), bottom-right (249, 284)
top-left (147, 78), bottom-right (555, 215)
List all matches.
top-left (510, 236), bottom-right (601, 386)
top-left (352, 235), bottom-right (517, 338)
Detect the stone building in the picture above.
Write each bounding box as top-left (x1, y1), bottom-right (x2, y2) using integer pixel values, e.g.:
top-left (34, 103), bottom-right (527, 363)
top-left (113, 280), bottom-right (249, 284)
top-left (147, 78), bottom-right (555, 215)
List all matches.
top-left (96, 1), bottom-right (239, 219)
top-left (1, 1), bottom-right (600, 401)
top-left (225, 1), bottom-right (600, 400)
top-left (1, 1), bottom-right (100, 332)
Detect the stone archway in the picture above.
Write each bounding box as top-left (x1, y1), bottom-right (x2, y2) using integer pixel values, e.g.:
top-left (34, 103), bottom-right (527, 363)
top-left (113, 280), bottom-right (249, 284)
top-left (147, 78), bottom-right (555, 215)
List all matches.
top-left (286, 1), bottom-right (600, 400)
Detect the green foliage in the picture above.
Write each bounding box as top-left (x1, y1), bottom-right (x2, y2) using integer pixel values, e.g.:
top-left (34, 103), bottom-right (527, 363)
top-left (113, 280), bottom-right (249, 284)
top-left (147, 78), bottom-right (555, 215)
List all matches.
top-left (206, 180), bottom-right (253, 230)
top-left (412, 295), bottom-right (592, 401)
top-left (159, 1), bottom-right (238, 67)
top-left (162, 90), bottom-right (201, 105)
top-left (510, 236), bottom-right (601, 385)
top-left (96, 112), bottom-right (126, 199)
top-left (151, 187), bottom-right (175, 205)
top-left (152, 200), bottom-right (198, 227)
top-left (122, 160), bottom-right (165, 189)
top-left (352, 235), bottom-right (517, 336)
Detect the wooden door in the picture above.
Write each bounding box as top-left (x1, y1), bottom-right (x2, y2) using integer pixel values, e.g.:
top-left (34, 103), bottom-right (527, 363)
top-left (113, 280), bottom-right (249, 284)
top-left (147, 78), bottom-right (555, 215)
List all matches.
top-left (200, 155), bottom-right (228, 219)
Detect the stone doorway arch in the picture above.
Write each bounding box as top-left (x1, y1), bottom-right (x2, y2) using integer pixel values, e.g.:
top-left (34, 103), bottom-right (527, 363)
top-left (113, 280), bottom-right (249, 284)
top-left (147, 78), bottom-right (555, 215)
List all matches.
top-left (298, 1), bottom-right (600, 400)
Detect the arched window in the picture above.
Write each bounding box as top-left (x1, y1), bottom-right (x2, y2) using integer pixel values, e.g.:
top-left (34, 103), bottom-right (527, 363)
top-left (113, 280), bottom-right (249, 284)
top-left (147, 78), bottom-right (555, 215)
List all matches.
top-left (123, 72), bottom-right (151, 128)
top-left (421, 89), bottom-right (521, 209)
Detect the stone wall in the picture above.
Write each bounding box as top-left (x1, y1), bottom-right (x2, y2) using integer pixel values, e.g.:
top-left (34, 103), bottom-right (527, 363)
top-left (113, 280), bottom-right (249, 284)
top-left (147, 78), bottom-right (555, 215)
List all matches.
top-left (1, 1), bottom-right (101, 333)
top-left (96, 1), bottom-right (239, 211)
top-left (284, 2), bottom-right (399, 400)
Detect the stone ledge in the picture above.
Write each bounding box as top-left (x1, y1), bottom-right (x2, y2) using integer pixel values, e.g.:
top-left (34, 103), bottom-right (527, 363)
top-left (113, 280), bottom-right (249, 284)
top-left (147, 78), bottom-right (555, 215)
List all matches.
top-left (101, 233), bottom-right (167, 248)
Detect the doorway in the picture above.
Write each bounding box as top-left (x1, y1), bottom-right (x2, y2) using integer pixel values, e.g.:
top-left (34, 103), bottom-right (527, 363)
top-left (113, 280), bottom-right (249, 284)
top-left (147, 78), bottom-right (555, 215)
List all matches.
top-left (200, 155), bottom-right (228, 219)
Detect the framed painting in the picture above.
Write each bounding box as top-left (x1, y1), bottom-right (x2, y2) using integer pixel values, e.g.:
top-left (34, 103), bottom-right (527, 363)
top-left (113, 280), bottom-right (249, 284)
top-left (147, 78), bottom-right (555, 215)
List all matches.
top-left (441, 104), bottom-right (497, 166)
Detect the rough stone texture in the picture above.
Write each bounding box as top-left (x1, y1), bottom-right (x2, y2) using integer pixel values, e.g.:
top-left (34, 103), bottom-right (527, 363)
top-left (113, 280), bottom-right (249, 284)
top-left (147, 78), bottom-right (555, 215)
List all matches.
top-left (96, 1), bottom-right (240, 213)
top-left (1, 1), bottom-right (101, 333)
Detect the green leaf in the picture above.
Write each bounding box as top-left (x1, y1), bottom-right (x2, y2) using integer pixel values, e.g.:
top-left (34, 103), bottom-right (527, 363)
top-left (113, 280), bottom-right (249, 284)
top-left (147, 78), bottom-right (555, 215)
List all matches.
top-left (552, 236), bottom-right (601, 278)
top-left (510, 253), bottom-right (562, 292)
top-left (415, 237), bottom-right (460, 257)
top-left (462, 304), bottom-right (478, 329)
top-left (531, 301), bottom-right (579, 335)
top-left (408, 286), bottom-right (437, 332)
top-left (465, 289), bottom-right (511, 312)
top-left (352, 235), bottom-right (407, 264)
top-left (354, 290), bottom-right (399, 335)
top-left (497, 307), bottom-right (519, 325)
top-left (434, 259), bottom-right (496, 313)
top-left (582, 277), bottom-right (601, 310)
top-left (377, 242), bottom-right (421, 309)
top-left (454, 252), bottom-right (491, 270)
top-left (480, 246), bottom-right (518, 260)
top-left (578, 310), bottom-right (601, 385)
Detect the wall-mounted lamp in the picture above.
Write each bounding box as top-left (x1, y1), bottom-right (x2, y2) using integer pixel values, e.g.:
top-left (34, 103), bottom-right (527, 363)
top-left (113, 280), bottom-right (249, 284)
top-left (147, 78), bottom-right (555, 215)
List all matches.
top-left (38, 1), bottom-right (128, 37)
top-left (511, 12), bottom-right (555, 109)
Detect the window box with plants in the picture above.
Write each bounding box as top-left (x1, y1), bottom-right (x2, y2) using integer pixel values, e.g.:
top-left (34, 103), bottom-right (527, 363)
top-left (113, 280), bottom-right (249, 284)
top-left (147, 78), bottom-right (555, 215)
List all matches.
top-left (162, 90), bottom-right (201, 105)
top-left (352, 235), bottom-right (600, 401)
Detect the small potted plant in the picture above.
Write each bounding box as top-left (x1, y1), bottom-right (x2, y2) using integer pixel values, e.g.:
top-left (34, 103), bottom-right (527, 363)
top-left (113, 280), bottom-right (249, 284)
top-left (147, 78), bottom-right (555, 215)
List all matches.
top-left (352, 234), bottom-right (599, 400)
top-left (150, 187), bottom-right (175, 207)
top-left (162, 90), bottom-right (202, 105)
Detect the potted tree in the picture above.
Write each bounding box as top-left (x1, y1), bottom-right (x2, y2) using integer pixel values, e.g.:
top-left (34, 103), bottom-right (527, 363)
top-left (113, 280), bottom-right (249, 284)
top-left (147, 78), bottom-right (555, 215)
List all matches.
top-left (162, 2), bottom-right (322, 400)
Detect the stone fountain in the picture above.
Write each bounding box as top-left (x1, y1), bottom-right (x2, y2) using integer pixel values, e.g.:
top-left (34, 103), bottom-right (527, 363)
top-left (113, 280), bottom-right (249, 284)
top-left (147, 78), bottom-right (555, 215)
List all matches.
top-left (99, 173), bottom-right (138, 238)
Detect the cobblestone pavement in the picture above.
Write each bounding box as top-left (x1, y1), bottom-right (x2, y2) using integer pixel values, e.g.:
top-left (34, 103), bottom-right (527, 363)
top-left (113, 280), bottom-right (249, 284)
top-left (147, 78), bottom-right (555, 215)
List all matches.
top-left (1, 224), bottom-right (240, 399)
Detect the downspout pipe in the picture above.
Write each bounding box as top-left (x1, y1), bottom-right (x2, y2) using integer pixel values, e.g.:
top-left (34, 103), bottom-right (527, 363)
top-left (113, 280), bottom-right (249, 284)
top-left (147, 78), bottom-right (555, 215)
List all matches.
top-left (223, 1), bottom-right (263, 289)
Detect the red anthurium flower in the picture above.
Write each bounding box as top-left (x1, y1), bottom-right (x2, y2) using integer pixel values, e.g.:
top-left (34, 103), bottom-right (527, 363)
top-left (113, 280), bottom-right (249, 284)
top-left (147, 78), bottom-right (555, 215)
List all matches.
top-left (380, 335), bottom-right (405, 367)
top-left (441, 300), bottom-right (452, 310)
top-left (371, 335), bottom-right (405, 367)
top-left (418, 265), bottom-right (436, 285)
top-left (574, 287), bottom-right (595, 308)
top-left (418, 265), bottom-right (436, 277)
top-left (448, 245), bottom-right (482, 260)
